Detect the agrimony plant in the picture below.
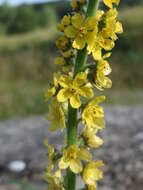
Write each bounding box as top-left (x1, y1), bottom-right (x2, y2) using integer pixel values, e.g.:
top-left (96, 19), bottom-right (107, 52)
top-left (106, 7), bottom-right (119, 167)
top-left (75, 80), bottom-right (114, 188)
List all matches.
top-left (44, 0), bottom-right (123, 190)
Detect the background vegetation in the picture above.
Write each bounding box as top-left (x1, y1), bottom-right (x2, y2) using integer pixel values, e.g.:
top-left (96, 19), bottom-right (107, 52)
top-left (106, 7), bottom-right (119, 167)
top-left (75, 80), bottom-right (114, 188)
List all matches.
top-left (0, 0), bottom-right (143, 120)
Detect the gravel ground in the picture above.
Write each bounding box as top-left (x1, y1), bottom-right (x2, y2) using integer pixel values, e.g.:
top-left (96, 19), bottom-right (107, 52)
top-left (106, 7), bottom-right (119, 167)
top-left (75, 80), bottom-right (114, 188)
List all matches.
top-left (0, 106), bottom-right (143, 190)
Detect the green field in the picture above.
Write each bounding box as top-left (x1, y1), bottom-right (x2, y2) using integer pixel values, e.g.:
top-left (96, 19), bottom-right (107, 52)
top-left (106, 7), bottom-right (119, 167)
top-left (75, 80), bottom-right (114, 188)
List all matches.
top-left (0, 6), bottom-right (143, 120)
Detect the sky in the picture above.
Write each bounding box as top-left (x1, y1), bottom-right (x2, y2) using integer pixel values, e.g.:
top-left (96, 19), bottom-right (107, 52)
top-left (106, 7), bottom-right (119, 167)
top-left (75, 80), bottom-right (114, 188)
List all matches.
top-left (0, 0), bottom-right (63, 6)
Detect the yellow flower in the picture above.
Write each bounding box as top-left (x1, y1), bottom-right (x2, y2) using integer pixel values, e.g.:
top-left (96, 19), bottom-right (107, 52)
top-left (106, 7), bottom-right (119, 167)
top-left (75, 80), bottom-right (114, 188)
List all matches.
top-left (56, 36), bottom-right (69, 51)
top-left (55, 57), bottom-right (66, 66)
top-left (87, 33), bottom-right (102, 60)
top-left (46, 99), bottom-right (66, 131)
top-left (65, 13), bottom-right (97, 50)
top-left (82, 129), bottom-right (103, 148)
top-left (104, 0), bottom-right (120, 9)
top-left (59, 145), bottom-right (92, 174)
top-left (45, 170), bottom-right (65, 190)
top-left (94, 59), bottom-right (112, 91)
top-left (57, 71), bottom-right (94, 109)
top-left (82, 96), bottom-right (106, 130)
top-left (102, 8), bottom-right (123, 40)
top-left (57, 15), bottom-right (71, 32)
top-left (87, 32), bottom-right (115, 61)
top-left (83, 161), bottom-right (104, 189)
top-left (45, 72), bottom-right (61, 101)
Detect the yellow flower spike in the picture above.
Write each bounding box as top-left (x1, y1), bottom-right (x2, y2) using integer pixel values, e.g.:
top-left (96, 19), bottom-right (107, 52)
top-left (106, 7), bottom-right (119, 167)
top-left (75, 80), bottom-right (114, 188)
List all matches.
top-left (55, 57), bottom-right (66, 66)
top-left (45, 0), bottom-right (123, 189)
top-left (83, 161), bottom-right (104, 188)
top-left (82, 128), bottom-right (103, 148)
top-left (58, 145), bottom-right (92, 174)
top-left (57, 72), bottom-right (94, 109)
top-left (46, 99), bottom-right (66, 132)
top-left (82, 96), bottom-right (106, 130)
top-left (104, 0), bottom-right (120, 9)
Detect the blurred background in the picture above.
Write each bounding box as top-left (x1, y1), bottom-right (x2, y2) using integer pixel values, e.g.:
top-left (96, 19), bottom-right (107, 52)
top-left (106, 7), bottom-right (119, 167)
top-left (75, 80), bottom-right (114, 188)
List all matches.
top-left (0, 0), bottom-right (143, 190)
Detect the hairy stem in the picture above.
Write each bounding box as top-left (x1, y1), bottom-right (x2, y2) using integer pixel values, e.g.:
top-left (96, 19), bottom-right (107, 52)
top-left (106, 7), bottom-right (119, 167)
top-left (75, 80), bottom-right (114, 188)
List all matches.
top-left (66, 1), bottom-right (100, 190)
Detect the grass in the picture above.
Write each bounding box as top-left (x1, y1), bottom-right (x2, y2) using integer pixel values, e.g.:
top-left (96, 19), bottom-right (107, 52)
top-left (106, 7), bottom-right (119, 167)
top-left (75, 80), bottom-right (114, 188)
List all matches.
top-left (8, 178), bottom-right (37, 190)
top-left (0, 5), bottom-right (143, 120)
top-left (0, 80), bottom-right (48, 120)
top-left (0, 26), bottom-right (57, 52)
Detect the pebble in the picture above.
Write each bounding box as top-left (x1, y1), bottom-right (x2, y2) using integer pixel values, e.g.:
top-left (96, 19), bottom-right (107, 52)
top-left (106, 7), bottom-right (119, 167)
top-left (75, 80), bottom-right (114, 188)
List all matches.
top-left (7, 161), bottom-right (26, 173)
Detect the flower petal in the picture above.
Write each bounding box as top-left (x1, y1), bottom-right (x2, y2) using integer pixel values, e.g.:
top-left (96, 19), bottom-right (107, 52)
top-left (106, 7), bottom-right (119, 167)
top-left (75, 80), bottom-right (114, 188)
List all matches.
top-left (70, 159), bottom-right (83, 174)
top-left (73, 36), bottom-right (86, 50)
top-left (59, 75), bottom-right (72, 88)
top-left (89, 96), bottom-right (106, 106)
top-left (57, 89), bottom-right (71, 102)
top-left (59, 158), bottom-right (69, 169)
top-left (70, 94), bottom-right (81, 109)
top-left (45, 87), bottom-right (56, 101)
top-left (73, 72), bottom-right (87, 87)
top-left (54, 57), bottom-right (66, 65)
top-left (93, 49), bottom-right (102, 60)
top-left (79, 148), bottom-right (92, 161)
top-left (115, 21), bottom-right (123, 34)
top-left (72, 13), bottom-right (83, 28)
top-left (79, 86), bottom-right (94, 98)
top-left (65, 25), bottom-right (77, 38)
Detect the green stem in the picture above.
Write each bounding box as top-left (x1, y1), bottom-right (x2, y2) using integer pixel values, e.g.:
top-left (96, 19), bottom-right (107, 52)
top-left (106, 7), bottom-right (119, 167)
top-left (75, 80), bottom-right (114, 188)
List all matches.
top-left (86, 0), bottom-right (99, 17)
top-left (66, 1), bottom-right (100, 190)
top-left (74, 46), bottom-right (87, 77)
top-left (67, 105), bottom-right (78, 146)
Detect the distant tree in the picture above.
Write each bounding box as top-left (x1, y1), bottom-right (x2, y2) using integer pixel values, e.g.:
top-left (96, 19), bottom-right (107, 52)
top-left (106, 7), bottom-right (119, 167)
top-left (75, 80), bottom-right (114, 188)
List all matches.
top-left (120, 0), bottom-right (143, 6)
top-left (38, 6), bottom-right (57, 27)
top-left (0, 2), bottom-right (17, 34)
top-left (8, 6), bottom-right (38, 34)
